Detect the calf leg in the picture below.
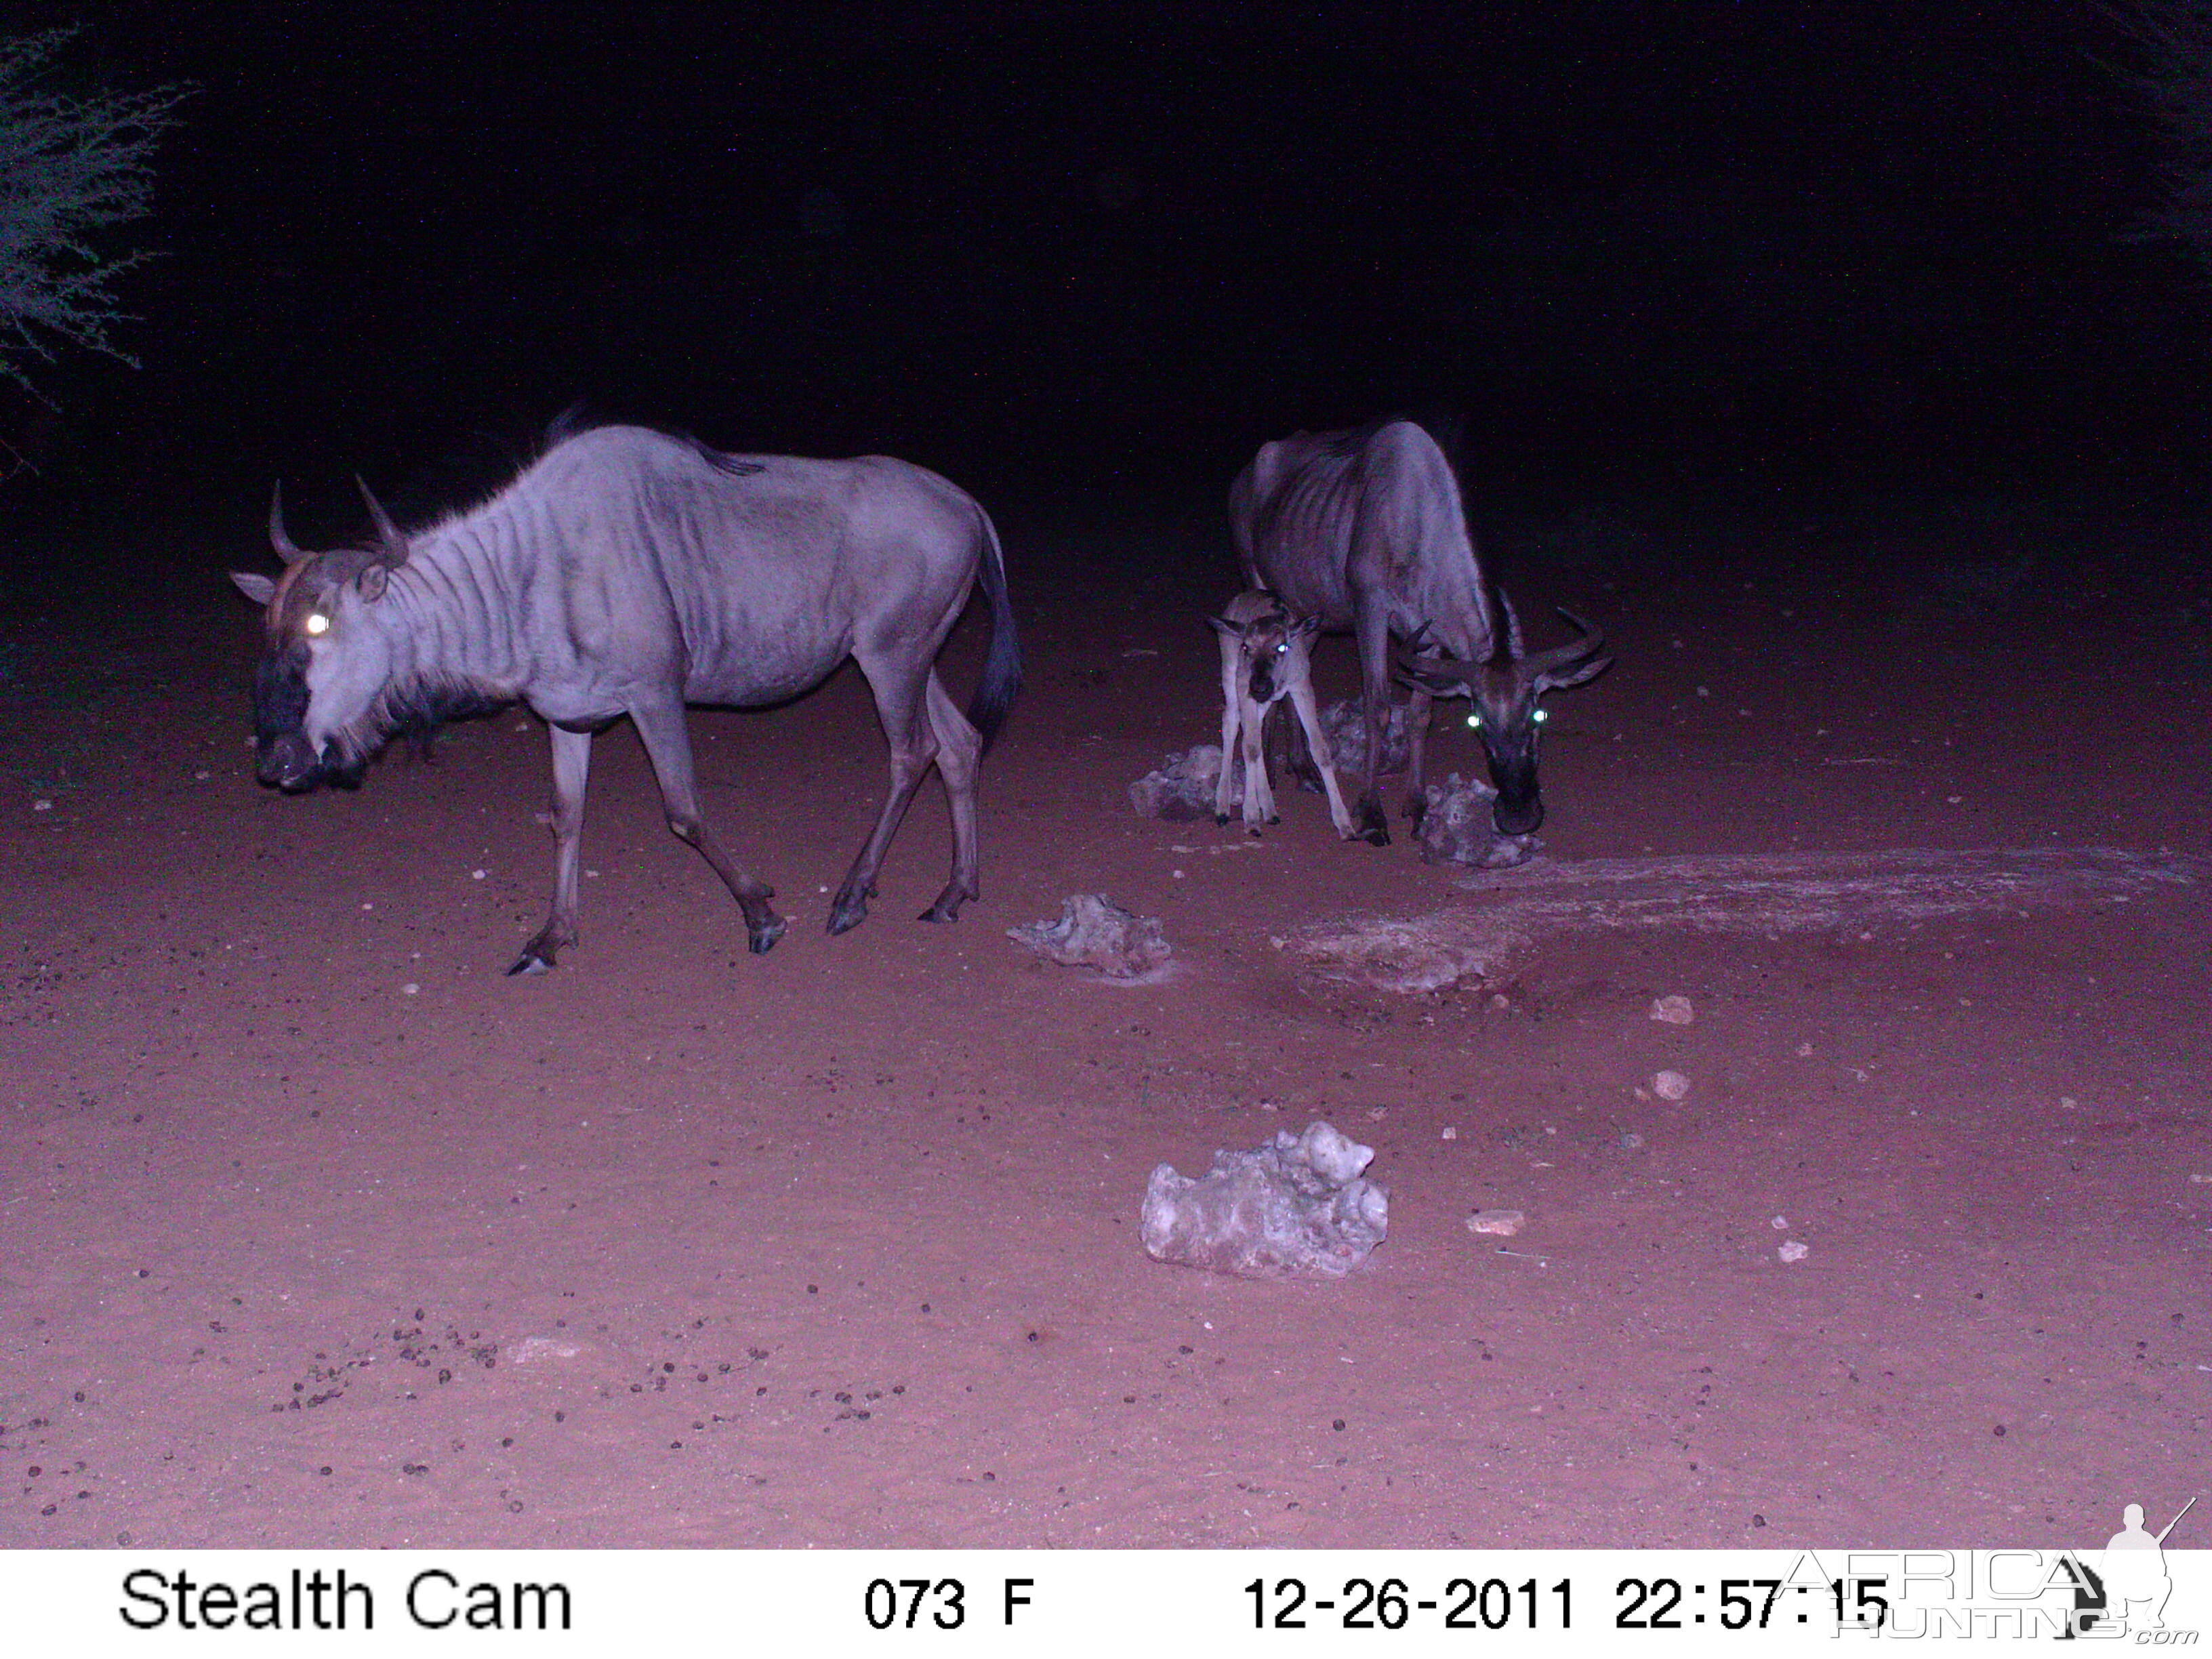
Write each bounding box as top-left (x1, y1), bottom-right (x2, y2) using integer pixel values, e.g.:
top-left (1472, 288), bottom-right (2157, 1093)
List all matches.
top-left (510, 724), bottom-right (592, 975)
top-left (1213, 644), bottom-right (1243, 825)
top-left (830, 662), bottom-right (938, 934)
top-left (629, 697), bottom-right (787, 956)
top-left (1238, 693), bottom-right (1279, 830)
top-left (918, 669), bottom-right (985, 923)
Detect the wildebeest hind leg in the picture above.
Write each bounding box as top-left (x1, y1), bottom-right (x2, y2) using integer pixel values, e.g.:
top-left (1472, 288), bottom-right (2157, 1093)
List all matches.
top-left (630, 699), bottom-right (787, 955)
top-left (511, 724), bottom-right (592, 975)
top-left (918, 670), bottom-right (984, 922)
top-left (830, 667), bottom-right (937, 935)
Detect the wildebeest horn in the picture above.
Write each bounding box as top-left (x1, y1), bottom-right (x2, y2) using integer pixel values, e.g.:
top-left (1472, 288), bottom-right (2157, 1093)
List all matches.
top-left (1391, 623), bottom-right (1476, 689)
top-left (1516, 608), bottom-right (1606, 680)
top-left (355, 475), bottom-right (409, 565)
top-left (268, 483), bottom-right (306, 565)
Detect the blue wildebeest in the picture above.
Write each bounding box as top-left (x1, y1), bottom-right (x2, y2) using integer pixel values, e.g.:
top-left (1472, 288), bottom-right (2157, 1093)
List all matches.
top-left (1229, 417), bottom-right (1608, 842)
top-left (1208, 588), bottom-right (1355, 838)
top-left (230, 421), bottom-right (1021, 974)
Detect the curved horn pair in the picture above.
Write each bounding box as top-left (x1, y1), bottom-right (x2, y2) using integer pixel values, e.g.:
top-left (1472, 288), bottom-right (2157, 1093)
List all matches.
top-left (265, 478), bottom-right (411, 567)
top-left (356, 476), bottom-right (409, 565)
top-left (1391, 609), bottom-right (1609, 690)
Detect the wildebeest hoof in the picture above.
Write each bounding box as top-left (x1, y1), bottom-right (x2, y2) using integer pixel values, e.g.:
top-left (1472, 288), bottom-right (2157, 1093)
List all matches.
top-left (747, 914), bottom-right (787, 954)
top-left (826, 885), bottom-right (872, 935)
top-left (1214, 812), bottom-right (1231, 827)
top-left (1356, 801), bottom-right (1391, 846)
top-left (920, 882), bottom-right (972, 924)
top-left (508, 947), bottom-right (557, 976)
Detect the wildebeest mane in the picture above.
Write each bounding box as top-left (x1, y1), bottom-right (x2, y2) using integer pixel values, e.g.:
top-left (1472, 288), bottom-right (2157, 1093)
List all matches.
top-left (541, 403), bottom-right (764, 478)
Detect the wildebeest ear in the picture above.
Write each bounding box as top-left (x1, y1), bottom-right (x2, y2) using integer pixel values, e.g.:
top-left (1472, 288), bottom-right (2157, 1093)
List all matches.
top-left (230, 571), bottom-right (277, 607)
top-left (1289, 614), bottom-right (1321, 639)
top-left (1206, 615), bottom-right (1237, 636)
top-left (357, 562), bottom-right (390, 602)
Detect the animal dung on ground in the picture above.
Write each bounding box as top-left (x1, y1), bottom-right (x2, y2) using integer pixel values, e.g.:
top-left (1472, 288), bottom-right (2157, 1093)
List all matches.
top-left (1140, 1120), bottom-right (1389, 1279)
top-left (1465, 1208), bottom-right (1525, 1237)
top-left (1128, 746), bottom-right (1226, 821)
top-left (1650, 994), bottom-right (1695, 1024)
top-left (1415, 773), bottom-right (1542, 869)
top-left (1008, 894), bottom-right (1170, 978)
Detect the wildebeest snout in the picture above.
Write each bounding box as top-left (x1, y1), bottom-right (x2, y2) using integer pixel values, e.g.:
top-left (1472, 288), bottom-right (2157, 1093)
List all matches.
top-left (255, 730), bottom-right (323, 791)
top-left (1493, 793), bottom-right (1544, 836)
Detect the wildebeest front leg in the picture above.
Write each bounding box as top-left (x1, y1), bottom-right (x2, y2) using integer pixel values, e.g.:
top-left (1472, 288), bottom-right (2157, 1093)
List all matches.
top-left (1401, 686), bottom-right (1434, 830)
top-left (1286, 676), bottom-right (1359, 839)
top-left (629, 699), bottom-right (787, 955)
top-left (510, 724), bottom-right (592, 975)
top-left (1349, 600), bottom-right (1393, 844)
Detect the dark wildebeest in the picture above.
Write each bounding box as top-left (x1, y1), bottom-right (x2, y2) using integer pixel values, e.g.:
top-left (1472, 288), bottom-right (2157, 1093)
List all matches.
top-left (230, 421), bottom-right (1021, 974)
top-left (1229, 418), bottom-right (1609, 842)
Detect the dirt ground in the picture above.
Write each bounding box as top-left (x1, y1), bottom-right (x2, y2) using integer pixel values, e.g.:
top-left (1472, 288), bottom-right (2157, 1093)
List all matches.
top-left (1, 485), bottom-right (2206, 1549)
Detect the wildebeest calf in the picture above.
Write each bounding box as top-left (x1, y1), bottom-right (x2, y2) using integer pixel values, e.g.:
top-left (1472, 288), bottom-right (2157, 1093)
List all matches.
top-left (1208, 589), bottom-right (1358, 839)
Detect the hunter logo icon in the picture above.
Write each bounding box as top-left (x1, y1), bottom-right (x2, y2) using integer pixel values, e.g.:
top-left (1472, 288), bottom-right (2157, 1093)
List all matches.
top-left (2096, 1496), bottom-right (2195, 1635)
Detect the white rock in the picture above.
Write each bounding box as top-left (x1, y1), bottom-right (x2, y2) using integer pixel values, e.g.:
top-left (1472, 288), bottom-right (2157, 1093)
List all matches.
top-left (1777, 1240), bottom-right (1809, 1264)
top-left (1141, 1121), bottom-right (1388, 1278)
top-left (1009, 895), bottom-right (1170, 979)
top-left (1652, 1069), bottom-right (1692, 1101)
top-left (1465, 1208), bottom-right (1525, 1237)
top-left (1650, 994), bottom-right (1694, 1025)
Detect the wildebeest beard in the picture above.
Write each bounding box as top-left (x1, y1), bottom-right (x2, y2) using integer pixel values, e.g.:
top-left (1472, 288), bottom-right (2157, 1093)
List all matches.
top-left (253, 651), bottom-right (511, 790)
top-left (341, 671), bottom-right (514, 767)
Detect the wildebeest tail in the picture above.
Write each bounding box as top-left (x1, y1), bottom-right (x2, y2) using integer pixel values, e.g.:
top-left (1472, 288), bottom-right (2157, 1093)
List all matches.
top-left (966, 506), bottom-right (1022, 755)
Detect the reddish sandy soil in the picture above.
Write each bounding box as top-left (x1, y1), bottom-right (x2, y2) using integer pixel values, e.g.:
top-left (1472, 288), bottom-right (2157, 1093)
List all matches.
top-left (1, 489), bottom-right (2206, 1549)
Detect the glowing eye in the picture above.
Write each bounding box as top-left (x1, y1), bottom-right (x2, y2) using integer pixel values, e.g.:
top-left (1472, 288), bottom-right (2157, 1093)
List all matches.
top-left (1275, 643), bottom-right (1289, 655)
top-left (1533, 708), bottom-right (1548, 722)
top-left (304, 613), bottom-right (330, 636)
top-left (1467, 714), bottom-right (1483, 729)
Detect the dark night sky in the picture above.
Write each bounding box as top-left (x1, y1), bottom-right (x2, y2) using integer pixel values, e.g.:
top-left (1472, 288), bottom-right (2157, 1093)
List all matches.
top-left (10, 0), bottom-right (2208, 528)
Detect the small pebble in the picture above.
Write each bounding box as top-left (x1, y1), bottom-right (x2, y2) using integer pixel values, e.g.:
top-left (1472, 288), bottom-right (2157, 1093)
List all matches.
top-left (1770, 1214), bottom-right (1788, 1230)
top-left (1650, 994), bottom-right (1694, 1025)
top-left (1619, 1131), bottom-right (1644, 1150)
top-left (1465, 1208), bottom-right (1525, 1237)
top-left (1778, 1240), bottom-right (1809, 1264)
top-left (1652, 1069), bottom-right (1691, 1101)
top-left (1440, 1126), bottom-right (1458, 1141)
top-left (472, 869), bottom-right (487, 880)
top-left (402, 983), bottom-right (419, 996)
top-left (33, 800), bottom-right (52, 812)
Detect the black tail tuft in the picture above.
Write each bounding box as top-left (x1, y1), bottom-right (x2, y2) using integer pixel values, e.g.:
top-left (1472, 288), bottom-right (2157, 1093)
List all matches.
top-left (965, 508), bottom-right (1022, 754)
